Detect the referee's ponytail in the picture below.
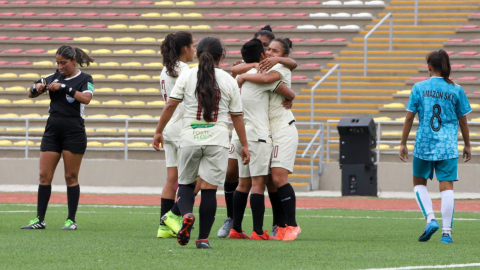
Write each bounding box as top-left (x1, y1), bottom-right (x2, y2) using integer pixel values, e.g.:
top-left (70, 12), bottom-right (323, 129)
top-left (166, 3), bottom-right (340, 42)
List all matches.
top-left (427, 49), bottom-right (454, 85)
top-left (161, 31), bottom-right (194, 78)
top-left (56, 45), bottom-right (94, 67)
top-left (195, 37), bottom-right (224, 122)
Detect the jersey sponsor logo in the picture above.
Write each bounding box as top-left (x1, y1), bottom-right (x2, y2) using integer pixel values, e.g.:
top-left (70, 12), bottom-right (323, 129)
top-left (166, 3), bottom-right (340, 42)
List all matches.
top-left (190, 121), bottom-right (216, 129)
top-left (66, 94), bottom-right (75, 103)
top-left (192, 130), bottom-right (214, 140)
top-left (422, 90), bottom-right (455, 102)
top-left (229, 143), bottom-right (235, 154)
top-left (88, 82), bottom-right (94, 93)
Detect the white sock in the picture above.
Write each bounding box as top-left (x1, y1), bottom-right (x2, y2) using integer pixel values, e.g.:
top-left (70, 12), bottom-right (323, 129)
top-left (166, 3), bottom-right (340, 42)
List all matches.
top-left (414, 185), bottom-right (435, 223)
top-left (441, 189), bottom-right (454, 235)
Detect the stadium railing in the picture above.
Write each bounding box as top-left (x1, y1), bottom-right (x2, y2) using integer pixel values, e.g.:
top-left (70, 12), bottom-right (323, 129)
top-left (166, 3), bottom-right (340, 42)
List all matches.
top-left (300, 121), bottom-right (324, 191)
top-left (414, 0), bottom-right (418, 26)
top-left (364, 12), bottom-right (392, 76)
top-left (309, 64), bottom-right (341, 127)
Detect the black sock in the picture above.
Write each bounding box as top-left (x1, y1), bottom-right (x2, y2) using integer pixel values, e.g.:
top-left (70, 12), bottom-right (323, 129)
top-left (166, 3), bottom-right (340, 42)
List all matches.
top-left (171, 201), bottom-right (181, 216)
top-left (67, 185), bottom-right (80, 222)
top-left (176, 184), bottom-right (195, 216)
top-left (160, 198), bottom-right (175, 224)
top-left (250, 193), bottom-right (265, 235)
top-left (199, 189), bottom-right (217, 239)
top-left (277, 183), bottom-right (297, 226)
top-left (269, 191), bottom-right (286, 227)
top-left (37, 184), bottom-right (51, 222)
top-left (224, 181), bottom-right (238, 219)
top-left (232, 190), bottom-right (249, 233)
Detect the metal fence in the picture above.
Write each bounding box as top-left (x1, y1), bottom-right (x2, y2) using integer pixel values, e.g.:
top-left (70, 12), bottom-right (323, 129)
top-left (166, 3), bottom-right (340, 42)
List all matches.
top-left (364, 12), bottom-right (393, 76)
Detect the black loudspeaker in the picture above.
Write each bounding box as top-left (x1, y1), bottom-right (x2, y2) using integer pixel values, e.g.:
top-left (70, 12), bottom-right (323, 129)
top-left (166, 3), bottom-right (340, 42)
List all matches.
top-left (337, 118), bottom-right (377, 165)
top-left (341, 164), bottom-right (378, 196)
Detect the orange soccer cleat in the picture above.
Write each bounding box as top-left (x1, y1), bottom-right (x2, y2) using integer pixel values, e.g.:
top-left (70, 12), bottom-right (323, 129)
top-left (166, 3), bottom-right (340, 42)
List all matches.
top-left (228, 229), bottom-right (251, 239)
top-left (283, 225), bottom-right (302, 241)
top-left (250, 230), bottom-right (274, 240)
top-left (273, 226), bottom-right (287, 240)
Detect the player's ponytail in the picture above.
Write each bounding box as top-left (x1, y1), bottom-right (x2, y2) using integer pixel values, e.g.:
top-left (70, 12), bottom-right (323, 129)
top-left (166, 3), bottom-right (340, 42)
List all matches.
top-left (56, 45), bottom-right (94, 67)
top-left (195, 37), bottom-right (223, 122)
top-left (273, 38), bottom-right (293, 56)
top-left (427, 49), bottom-right (454, 85)
top-left (254, 25), bottom-right (275, 41)
top-left (161, 31), bottom-right (193, 78)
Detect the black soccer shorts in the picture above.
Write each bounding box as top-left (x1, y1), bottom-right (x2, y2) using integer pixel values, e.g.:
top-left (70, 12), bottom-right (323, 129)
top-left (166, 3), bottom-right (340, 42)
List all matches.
top-left (40, 115), bottom-right (87, 155)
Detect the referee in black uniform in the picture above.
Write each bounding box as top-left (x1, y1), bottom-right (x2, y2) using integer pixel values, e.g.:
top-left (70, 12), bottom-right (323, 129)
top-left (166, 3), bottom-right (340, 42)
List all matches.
top-left (21, 45), bottom-right (94, 230)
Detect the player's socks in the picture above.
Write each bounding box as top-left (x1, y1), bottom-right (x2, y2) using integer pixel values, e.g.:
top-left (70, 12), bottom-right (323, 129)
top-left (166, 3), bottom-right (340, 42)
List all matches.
top-left (176, 184), bottom-right (196, 216)
top-left (67, 185), bottom-right (80, 223)
top-left (414, 185), bottom-right (435, 223)
top-left (224, 181), bottom-right (238, 219)
top-left (171, 201), bottom-right (181, 216)
top-left (160, 198), bottom-right (175, 224)
top-left (232, 190), bottom-right (249, 233)
top-left (198, 189), bottom-right (217, 240)
top-left (441, 189), bottom-right (454, 236)
top-left (268, 191), bottom-right (286, 228)
top-left (250, 193), bottom-right (265, 235)
top-left (277, 183), bottom-right (298, 227)
top-left (37, 184), bottom-right (51, 222)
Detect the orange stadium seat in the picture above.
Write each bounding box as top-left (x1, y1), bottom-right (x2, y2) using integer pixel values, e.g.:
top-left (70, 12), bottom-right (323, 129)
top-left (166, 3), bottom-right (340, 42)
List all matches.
top-left (328, 38), bottom-right (347, 42)
top-left (0, 1), bottom-right (7, 3)
top-left (12, 61), bottom-right (31, 65)
top-left (11, 0), bottom-right (29, 4)
top-left (239, 1), bottom-right (257, 4)
top-left (292, 51), bottom-right (311, 55)
top-left (94, 0), bottom-right (112, 3)
top-left (277, 25), bottom-right (295, 29)
top-left (80, 12), bottom-right (98, 16)
top-left (205, 13), bottom-right (222, 17)
top-left (46, 24), bottom-right (64, 28)
top-left (471, 64), bottom-right (480, 68)
top-left (260, 1), bottom-right (278, 4)
top-left (101, 13), bottom-right (118, 16)
top-left (306, 38), bottom-right (324, 42)
top-left (115, 0), bottom-right (133, 4)
top-left (301, 63), bottom-right (320, 67)
top-left (0, 12), bottom-right (15, 16)
top-left (314, 51), bottom-right (333, 55)
top-left (60, 12), bottom-right (76, 16)
top-left (410, 77), bottom-right (428, 81)
top-left (292, 75), bottom-right (307, 79)
top-left (457, 77), bottom-right (477, 81)
top-left (446, 51), bottom-right (455, 55)
top-left (4, 48), bottom-right (23, 53)
top-left (218, 1), bottom-right (236, 4)
top-left (54, 36), bottom-right (73, 40)
top-left (214, 25), bottom-right (232, 29)
top-left (290, 38), bottom-right (303, 42)
top-left (67, 24), bottom-right (85, 28)
top-left (281, 1), bottom-right (299, 4)
top-left (447, 39), bottom-right (466, 43)
top-left (0, 61), bottom-right (9, 65)
top-left (470, 39), bottom-right (480, 43)
top-left (26, 49), bottom-right (46, 54)
top-left (226, 13), bottom-right (244, 17)
top-left (451, 64), bottom-right (466, 68)
top-left (222, 38), bottom-right (240, 42)
top-left (88, 24), bottom-right (106, 28)
top-left (460, 25), bottom-right (479, 30)
top-left (33, 0), bottom-right (50, 3)
top-left (121, 13), bottom-right (140, 17)
top-left (459, 51), bottom-right (478, 56)
top-left (25, 24), bottom-right (44, 27)
top-left (73, 1), bottom-right (92, 4)
top-left (135, 0), bottom-right (153, 4)
top-left (18, 12), bottom-right (36, 16)
top-left (0, 36), bottom-right (8, 40)
top-left (289, 13), bottom-right (307, 17)
top-left (268, 13), bottom-right (285, 17)
top-left (5, 23), bottom-right (23, 27)
top-left (226, 50), bottom-right (241, 54)
top-left (12, 36), bottom-right (30, 40)
top-left (38, 12), bottom-right (56, 16)
top-left (32, 36), bottom-right (50, 40)
top-left (247, 13), bottom-right (265, 17)
top-left (197, 1), bottom-right (215, 4)
top-left (234, 25), bottom-right (253, 29)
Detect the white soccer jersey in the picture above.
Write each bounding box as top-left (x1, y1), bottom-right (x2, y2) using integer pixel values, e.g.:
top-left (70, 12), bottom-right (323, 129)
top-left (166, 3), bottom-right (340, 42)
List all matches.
top-left (160, 61), bottom-right (190, 142)
top-left (268, 63), bottom-right (296, 134)
top-left (169, 67), bottom-right (243, 148)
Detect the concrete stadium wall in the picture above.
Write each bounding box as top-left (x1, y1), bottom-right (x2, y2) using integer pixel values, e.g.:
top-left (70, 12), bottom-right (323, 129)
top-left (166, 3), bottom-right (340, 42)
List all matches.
top-left (1, 158), bottom-right (479, 193)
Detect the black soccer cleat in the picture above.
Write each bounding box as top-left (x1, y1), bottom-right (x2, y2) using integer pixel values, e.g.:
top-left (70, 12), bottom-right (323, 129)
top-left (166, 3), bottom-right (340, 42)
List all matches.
top-left (21, 217), bottom-right (46, 229)
top-left (195, 239), bottom-right (212, 249)
top-left (177, 213), bottom-right (195, 246)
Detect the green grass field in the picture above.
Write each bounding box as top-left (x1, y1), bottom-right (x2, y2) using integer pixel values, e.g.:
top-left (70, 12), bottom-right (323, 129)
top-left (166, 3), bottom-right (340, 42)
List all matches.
top-left (1, 203), bottom-right (480, 270)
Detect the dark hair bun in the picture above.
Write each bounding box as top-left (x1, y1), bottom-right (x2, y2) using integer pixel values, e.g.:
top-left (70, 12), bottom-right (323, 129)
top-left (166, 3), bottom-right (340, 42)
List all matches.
top-left (261, 25), bottom-right (273, 32)
top-left (283, 37), bottom-right (293, 49)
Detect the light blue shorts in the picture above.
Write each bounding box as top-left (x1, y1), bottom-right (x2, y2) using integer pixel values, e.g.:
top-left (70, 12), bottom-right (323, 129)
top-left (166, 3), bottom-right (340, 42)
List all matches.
top-left (412, 156), bottom-right (458, 181)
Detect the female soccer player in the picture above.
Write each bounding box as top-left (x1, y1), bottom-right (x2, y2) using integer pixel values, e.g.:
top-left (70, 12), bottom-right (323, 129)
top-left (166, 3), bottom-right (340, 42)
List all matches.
top-left (157, 31), bottom-right (196, 239)
top-left (153, 37), bottom-right (250, 248)
top-left (236, 38), bottom-right (300, 241)
top-left (399, 49), bottom-right (471, 243)
top-left (21, 45), bottom-right (94, 230)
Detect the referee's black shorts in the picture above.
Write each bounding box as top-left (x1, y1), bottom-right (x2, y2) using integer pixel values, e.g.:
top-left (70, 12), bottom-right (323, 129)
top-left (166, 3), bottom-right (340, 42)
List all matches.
top-left (41, 115), bottom-right (87, 155)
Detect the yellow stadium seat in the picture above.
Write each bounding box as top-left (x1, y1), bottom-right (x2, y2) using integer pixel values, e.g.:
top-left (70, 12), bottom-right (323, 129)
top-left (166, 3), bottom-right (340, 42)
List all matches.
top-left (136, 37), bottom-right (156, 42)
top-left (74, 37), bottom-right (94, 41)
top-left (135, 49), bottom-right (156, 54)
top-left (471, 118), bottom-right (480, 122)
top-left (133, 114), bottom-right (153, 119)
top-left (158, 38), bottom-right (165, 42)
top-left (144, 62), bottom-right (163, 67)
top-left (140, 88), bottom-right (160, 93)
top-left (28, 128), bottom-right (45, 132)
top-left (0, 99), bottom-right (11, 104)
top-left (100, 62), bottom-right (120, 67)
top-left (128, 142), bottom-right (149, 147)
top-left (130, 75), bottom-right (151, 80)
top-left (141, 12), bottom-right (161, 17)
top-left (119, 128), bottom-right (140, 133)
top-left (155, 0), bottom-right (173, 4)
top-left (110, 114), bottom-right (131, 118)
top-left (81, 48), bottom-right (90, 54)
top-left (114, 49), bottom-right (134, 54)
top-left (171, 25), bottom-right (190, 29)
top-left (87, 114), bottom-right (108, 118)
top-left (121, 62), bottom-right (142, 67)
top-left (471, 104), bottom-right (480, 109)
top-left (20, 113), bottom-right (41, 118)
top-left (374, 144), bottom-right (390, 150)
top-left (33, 61), bottom-right (54, 66)
top-left (36, 142), bottom-right (41, 146)
top-left (152, 75), bottom-right (160, 80)
top-left (104, 142), bottom-right (125, 147)
top-left (13, 140), bottom-right (35, 146)
top-left (108, 24), bottom-right (128, 29)
top-left (92, 74), bottom-right (106, 79)
top-left (125, 100), bottom-right (146, 106)
top-left (150, 25), bottom-right (169, 29)
top-left (0, 73), bottom-right (18, 78)
top-left (147, 100), bottom-right (165, 106)
top-left (373, 116), bottom-right (391, 122)
top-left (89, 100), bottom-right (101, 105)
top-left (19, 73), bottom-right (39, 78)
top-left (85, 128), bottom-right (95, 133)
top-left (96, 128), bottom-right (118, 133)
top-left (176, 1), bottom-right (194, 5)
top-left (382, 131), bottom-right (402, 136)
top-left (0, 113), bottom-right (19, 118)
top-left (102, 100), bottom-right (123, 105)
top-left (141, 128), bottom-right (155, 133)
top-left (89, 62), bottom-right (98, 66)
top-left (35, 100), bottom-right (50, 105)
top-left (0, 87), bottom-right (3, 91)
top-left (95, 37), bottom-right (114, 42)
top-left (117, 88), bottom-right (137, 93)
top-left (13, 99), bottom-right (34, 104)
top-left (43, 115), bottom-right (49, 118)
top-left (184, 13), bottom-right (202, 17)
top-left (395, 117), bottom-right (416, 122)
top-left (473, 146), bottom-right (480, 151)
top-left (192, 25), bottom-right (211, 30)
top-left (87, 141), bottom-right (103, 147)
top-left (129, 25), bottom-right (148, 29)
top-left (189, 63), bottom-right (199, 68)
top-left (108, 74), bottom-right (128, 79)
top-left (95, 87), bottom-right (115, 92)
top-left (0, 140), bottom-right (12, 146)
top-left (396, 90), bottom-right (411, 95)
top-left (383, 103), bottom-right (405, 108)
top-left (47, 49), bottom-right (56, 54)
top-left (393, 145), bottom-right (414, 150)
top-left (6, 128), bottom-right (26, 132)
top-left (92, 49), bottom-right (112, 54)
top-left (5, 86), bottom-right (26, 91)
top-left (116, 37), bottom-right (136, 42)
top-left (163, 12), bottom-right (182, 17)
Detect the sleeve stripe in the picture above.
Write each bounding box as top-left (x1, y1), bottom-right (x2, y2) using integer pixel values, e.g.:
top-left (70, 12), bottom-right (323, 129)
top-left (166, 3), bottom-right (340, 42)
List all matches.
top-left (229, 112), bottom-right (243, 115)
top-left (169, 96), bottom-right (183, 101)
top-left (406, 109), bottom-right (414, 112)
top-left (272, 81), bottom-right (283, 93)
top-left (463, 110), bottom-right (472, 117)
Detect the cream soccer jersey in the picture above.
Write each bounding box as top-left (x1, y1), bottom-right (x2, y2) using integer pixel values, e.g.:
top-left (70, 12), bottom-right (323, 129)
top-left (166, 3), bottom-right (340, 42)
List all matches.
top-left (169, 67), bottom-right (243, 148)
top-left (268, 63), bottom-right (296, 134)
top-left (160, 61), bottom-right (190, 142)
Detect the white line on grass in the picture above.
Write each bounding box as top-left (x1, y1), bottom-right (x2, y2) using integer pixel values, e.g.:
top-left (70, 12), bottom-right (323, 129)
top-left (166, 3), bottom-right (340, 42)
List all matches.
top-left (359, 263), bottom-right (480, 270)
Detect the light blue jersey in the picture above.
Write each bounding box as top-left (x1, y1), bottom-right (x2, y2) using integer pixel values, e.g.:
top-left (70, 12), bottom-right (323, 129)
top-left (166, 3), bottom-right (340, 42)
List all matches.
top-left (406, 77), bottom-right (471, 161)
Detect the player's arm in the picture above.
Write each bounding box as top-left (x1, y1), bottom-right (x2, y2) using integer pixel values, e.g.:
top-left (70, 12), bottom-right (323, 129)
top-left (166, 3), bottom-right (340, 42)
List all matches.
top-left (231, 62), bottom-right (257, 77)
top-left (153, 99), bottom-right (181, 151)
top-left (399, 111), bottom-right (415, 162)
top-left (46, 83), bottom-right (93, 104)
top-left (237, 72), bottom-right (281, 86)
top-left (274, 82), bottom-right (295, 101)
top-left (459, 115), bottom-right (471, 162)
top-left (28, 78), bottom-right (49, 98)
top-left (230, 113), bottom-right (250, 165)
top-left (258, 57), bottom-right (297, 73)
